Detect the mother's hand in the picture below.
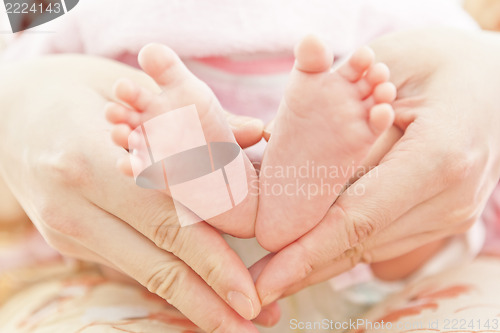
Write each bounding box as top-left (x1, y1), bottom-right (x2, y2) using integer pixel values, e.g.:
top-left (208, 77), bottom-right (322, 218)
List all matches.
top-left (0, 55), bottom-right (264, 332)
top-left (253, 28), bottom-right (500, 305)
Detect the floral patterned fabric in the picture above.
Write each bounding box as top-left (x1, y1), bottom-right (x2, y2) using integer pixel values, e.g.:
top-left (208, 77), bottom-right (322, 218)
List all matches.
top-left (2, 224), bottom-right (500, 333)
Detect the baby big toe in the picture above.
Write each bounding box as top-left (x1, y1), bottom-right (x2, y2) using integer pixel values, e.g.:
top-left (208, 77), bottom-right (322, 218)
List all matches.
top-left (294, 35), bottom-right (334, 74)
top-left (138, 43), bottom-right (191, 87)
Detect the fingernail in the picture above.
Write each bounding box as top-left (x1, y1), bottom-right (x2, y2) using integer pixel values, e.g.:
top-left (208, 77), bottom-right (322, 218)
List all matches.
top-left (262, 129), bottom-right (271, 141)
top-left (227, 291), bottom-right (255, 320)
top-left (263, 120), bottom-right (274, 141)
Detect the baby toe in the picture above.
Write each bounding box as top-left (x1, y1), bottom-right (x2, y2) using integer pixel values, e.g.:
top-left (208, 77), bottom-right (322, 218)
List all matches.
top-left (369, 103), bottom-right (395, 136)
top-left (357, 63), bottom-right (390, 99)
top-left (113, 78), bottom-right (153, 112)
top-left (111, 124), bottom-right (133, 149)
top-left (117, 156), bottom-right (134, 177)
top-left (373, 82), bottom-right (397, 104)
top-left (294, 35), bottom-right (334, 74)
top-left (138, 43), bottom-right (191, 87)
top-left (338, 46), bottom-right (375, 82)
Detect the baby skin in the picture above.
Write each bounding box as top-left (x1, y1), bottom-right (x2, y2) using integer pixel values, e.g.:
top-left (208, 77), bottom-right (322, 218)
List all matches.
top-left (105, 44), bottom-right (259, 238)
top-left (105, 38), bottom-right (441, 282)
top-left (256, 35), bottom-right (396, 252)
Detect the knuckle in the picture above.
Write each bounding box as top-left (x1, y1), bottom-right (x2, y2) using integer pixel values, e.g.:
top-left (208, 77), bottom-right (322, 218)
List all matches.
top-left (295, 242), bottom-right (315, 277)
top-left (345, 243), bottom-right (367, 263)
top-left (351, 220), bottom-right (376, 245)
top-left (431, 145), bottom-right (474, 186)
top-left (443, 200), bottom-right (480, 229)
top-left (151, 214), bottom-right (183, 253)
top-left (40, 149), bottom-right (93, 187)
top-left (327, 204), bottom-right (381, 254)
top-left (328, 205), bottom-right (358, 249)
top-left (446, 151), bottom-right (474, 181)
top-left (203, 256), bottom-right (226, 288)
top-left (340, 207), bottom-right (383, 249)
top-left (145, 262), bottom-right (187, 303)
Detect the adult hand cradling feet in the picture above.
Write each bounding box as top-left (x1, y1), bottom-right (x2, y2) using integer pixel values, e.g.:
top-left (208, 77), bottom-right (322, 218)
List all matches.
top-left (3, 25), bottom-right (500, 333)
top-left (253, 28), bottom-right (500, 306)
top-left (0, 55), bottom-right (265, 332)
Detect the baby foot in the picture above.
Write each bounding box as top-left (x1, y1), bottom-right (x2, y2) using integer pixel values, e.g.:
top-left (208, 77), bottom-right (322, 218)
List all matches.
top-left (105, 43), bottom-right (258, 237)
top-left (256, 35), bottom-right (396, 252)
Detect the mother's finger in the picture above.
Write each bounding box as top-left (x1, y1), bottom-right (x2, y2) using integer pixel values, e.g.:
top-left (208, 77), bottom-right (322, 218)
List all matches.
top-left (40, 224), bottom-right (120, 268)
top-left (260, 216), bottom-right (474, 299)
top-left (360, 194), bottom-right (461, 249)
top-left (361, 184), bottom-right (483, 252)
top-left (366, 228), bottom-right (464, 263)
top-left (280, 256), bottom-right (355, 298)
top-left (27, 190), bottom-right (124, 271)
top-left (81, 209), bottom-right (259, 333)
top-left (251, 252), bottom-right (353, 301)
top-left (256, 232), bottom-right (444, 300)
top-left (91, 186), bottom-right (260, 320)
top-left (256, 131), bottom-right (458, 305)
top-left (76, 145), bottom-right (261, 319)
